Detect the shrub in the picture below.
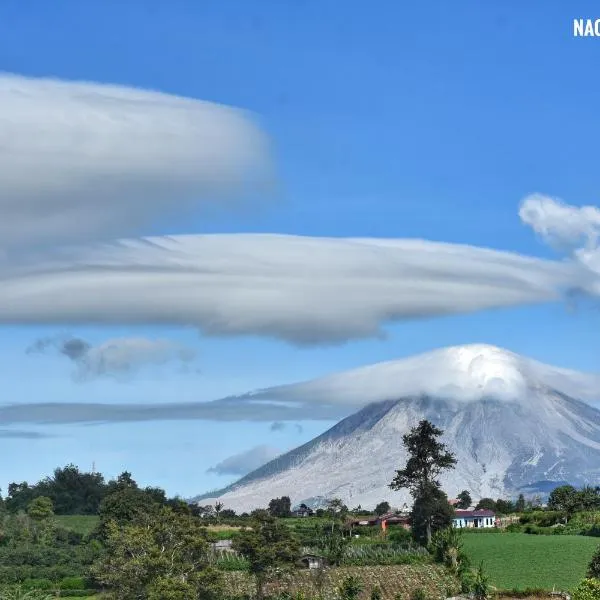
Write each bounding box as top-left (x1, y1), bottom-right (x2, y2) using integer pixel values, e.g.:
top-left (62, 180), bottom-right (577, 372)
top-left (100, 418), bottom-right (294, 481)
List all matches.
top-left (338, 576), bottom-right (363, 600)
top-left (573, 579), bottom-right (600, 600)
top-left (588, 545), bottom-right (600, 578)
top-left (370, 585), bottom-right (382, 600)
top-left (410, 588), bottom-right (427, 600)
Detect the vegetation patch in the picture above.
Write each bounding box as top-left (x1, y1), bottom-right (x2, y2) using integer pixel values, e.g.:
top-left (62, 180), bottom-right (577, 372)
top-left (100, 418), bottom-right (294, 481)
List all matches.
top-left (461, 533), bottom-right (600, 591)
top-left (223, 564), bottom-right (459, 600)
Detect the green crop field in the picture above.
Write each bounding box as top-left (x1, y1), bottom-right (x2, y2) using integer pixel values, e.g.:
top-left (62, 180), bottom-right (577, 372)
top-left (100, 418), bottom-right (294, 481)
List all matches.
top-left (462, 533), bottom-right (599, 592)
top-left (55, 514), bottom-right (99, 536)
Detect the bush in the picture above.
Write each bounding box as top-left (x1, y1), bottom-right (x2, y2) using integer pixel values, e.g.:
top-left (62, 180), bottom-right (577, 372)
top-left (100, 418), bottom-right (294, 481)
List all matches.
top-left (338, 576), bottom-right (363, 600)
top-left (573, 579), bottom-right (600, 600)
top-left (410, 588), bottom-right (427, 600)
top-left (58, 576), bottom-right (87, 590)
top-left (588, 544), bottom-right (600, 578)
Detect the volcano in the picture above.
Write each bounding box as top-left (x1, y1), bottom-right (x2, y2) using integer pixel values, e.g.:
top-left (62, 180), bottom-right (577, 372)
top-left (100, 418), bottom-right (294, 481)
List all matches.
top-left (197, 345), bottom-right (600, 512)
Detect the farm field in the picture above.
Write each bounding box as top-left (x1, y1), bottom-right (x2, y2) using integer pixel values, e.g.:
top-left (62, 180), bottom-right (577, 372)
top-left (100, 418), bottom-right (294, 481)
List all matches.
top-left (55, 514), bottom-right (99, 535)
top-left (461, 533), bottom-right (599, 591)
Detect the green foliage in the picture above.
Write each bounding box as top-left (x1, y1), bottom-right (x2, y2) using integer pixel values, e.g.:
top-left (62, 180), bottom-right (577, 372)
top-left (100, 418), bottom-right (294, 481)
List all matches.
top-left (337, 575), bottom-right (363, 600)
top-left (410, 484), bottom-right (454, 546)
top-left (316, 523), bottom-right (350, 566)
top-left (515, 494), bottom-right (526, 513)
top-left (409, 588), bottom-right (426, 600)
top-left (0, 586), bottom-right (53, 599)
top-left (370, 585), bottom-right (382, 600)
top-left (430, 527), bottom-right (464, 572)
top-left (268, 497), bottom-right (292, 518)
top-left (92, 505), bottom-right (222, 600)
top-left (389, 420), bottom-right (456, 545)
top-left (475, 498), bottom-right (496, 511)
top-left (374, 502), bottom-right (391, 516)
top-left (456, 491), bottom-right (471, 510)
top-left (26, 498), bottom-right (53, 522)
top-left (472, 562), bottom-right (489, 600)
top-left (494, 499), bottom-right (514, 515)
top-left (587, 544), bottom-right (600, 578)
top-left (574, 579), bottom-right (600, 600)
top-left (232, 512), bottom-right (299, 599)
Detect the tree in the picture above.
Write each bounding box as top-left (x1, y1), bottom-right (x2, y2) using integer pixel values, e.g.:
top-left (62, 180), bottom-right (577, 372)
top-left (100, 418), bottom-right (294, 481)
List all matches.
top-left (27, 496), bottom-right (54, 521)
top-left (495, 499), bottom-right (514, 515)
top-left (456, 491), bottom-right (472, 510)
top-left (232, 512), bottom-right (300, 599)
top-left (410, 483), bottom-right (454, 545)
top-left (587, 544), bottom-right (600, 578)
top-left (548, 485), bottom-right (579, 520)
top-left (213, 501), bottom-right (224, 523)
top-left (515, 494), bottom-right (526, 513)
top-left (475, 498), bottom-right (497, 511)
top-left (268, 496), bottom-right (292, 518)
top-left (389, 420), bottom-right (457, 545)
top-left (92, 505), bottom-right (223, 600)
top-left (374, 501), bottom-right (391, 516)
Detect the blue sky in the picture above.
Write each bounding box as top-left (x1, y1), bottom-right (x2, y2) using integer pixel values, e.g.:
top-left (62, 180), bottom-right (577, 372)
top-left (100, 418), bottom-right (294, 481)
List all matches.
top-left (1, 0), bottom-right (600, 499)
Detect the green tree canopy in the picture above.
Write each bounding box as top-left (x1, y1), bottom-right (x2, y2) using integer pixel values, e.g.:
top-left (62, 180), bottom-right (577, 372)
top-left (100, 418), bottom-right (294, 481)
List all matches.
top-left (232, 512), bottom-right (300, 599)
top-left (92, 505), bottom-right (222, 600)
top-left (374, 501), bottom-right (391, 516)
top-left (389, 420), bottom-right (456, 545)
top-left (456, 490), bottom-right (472, 509)
top-left (26, 496), bottom-right (54, 521)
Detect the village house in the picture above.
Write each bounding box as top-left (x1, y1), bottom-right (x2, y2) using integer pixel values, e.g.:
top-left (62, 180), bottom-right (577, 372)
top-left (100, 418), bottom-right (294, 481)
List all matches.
top-left (349, 512), bottom-right (411, 530)
top-left (297, 553), bottom-right (327, 569)
top-left (452, 509), bottom-right (496, 529)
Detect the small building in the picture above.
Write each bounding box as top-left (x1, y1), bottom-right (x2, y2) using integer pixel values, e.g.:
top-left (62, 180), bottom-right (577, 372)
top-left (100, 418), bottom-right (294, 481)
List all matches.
top-left (292, 504), bottom-right (314, 517)
top-left (210, 539), bottom-right (234, 552)
top-left (349, 512), bottom-right (410, 530)
top-left (452, 509), bottom-right (496, 529)
top-left (297, 554), bottom-right (327, 569)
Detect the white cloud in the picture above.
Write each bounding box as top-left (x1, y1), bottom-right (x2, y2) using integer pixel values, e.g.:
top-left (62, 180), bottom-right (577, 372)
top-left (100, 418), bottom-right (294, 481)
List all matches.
top-left (519, 193), bottom-right (600, 251)
top-left (0, 233), bottom-right (581, 345)
top-left (27, 334), bottom-right (196, 381)
top-left (207, 445), bottom-right (282, 476)
top-left (0, 73), bottom-right (271, 253)
top-left (519, 193), bottom-right (600, 299)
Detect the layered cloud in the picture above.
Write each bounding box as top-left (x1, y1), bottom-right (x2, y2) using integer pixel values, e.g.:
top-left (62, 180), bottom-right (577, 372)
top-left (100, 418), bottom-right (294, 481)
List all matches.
top-left (26, 334), bottom-right (196, 381)
top-left (0, 73), bottom-right (271, 253)
top-left (0, 429), bottom-right (53, 440)
top-left (0, 397), bottom-right (343, 426)
top-left (207, 445), bottom-right (282, 476)
top-left (0, 233), bottom-right (581, 344)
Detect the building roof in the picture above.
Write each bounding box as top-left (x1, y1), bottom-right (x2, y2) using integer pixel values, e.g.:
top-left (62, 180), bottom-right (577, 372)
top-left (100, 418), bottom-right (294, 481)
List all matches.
top-left (453, 509), bottom-right (495, 518)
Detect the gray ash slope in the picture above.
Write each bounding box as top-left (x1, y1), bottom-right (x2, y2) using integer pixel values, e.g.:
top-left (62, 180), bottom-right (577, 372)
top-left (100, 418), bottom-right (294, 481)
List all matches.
top-left (196, 345), bottom-right (600, 511)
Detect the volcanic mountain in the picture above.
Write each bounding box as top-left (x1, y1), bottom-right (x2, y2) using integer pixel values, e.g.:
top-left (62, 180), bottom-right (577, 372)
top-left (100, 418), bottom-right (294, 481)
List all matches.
top-left (197, 345), bottom-right (600, 512)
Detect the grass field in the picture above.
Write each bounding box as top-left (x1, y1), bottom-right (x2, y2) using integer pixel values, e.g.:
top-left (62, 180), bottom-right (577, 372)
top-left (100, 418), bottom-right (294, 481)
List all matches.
top-left (55, 514), bottom-right (99, 536)
top-left (462, 533), bottom-right (599, 592)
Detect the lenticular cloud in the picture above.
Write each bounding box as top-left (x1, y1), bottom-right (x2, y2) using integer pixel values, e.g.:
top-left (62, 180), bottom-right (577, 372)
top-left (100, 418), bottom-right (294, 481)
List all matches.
top-left (0, 233), bottom-right (581, 345)
top-left (0, 73), bottom-right (272, 251)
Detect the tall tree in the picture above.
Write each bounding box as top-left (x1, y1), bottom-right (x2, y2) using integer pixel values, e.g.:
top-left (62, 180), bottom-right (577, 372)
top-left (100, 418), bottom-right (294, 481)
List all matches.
top-left (232, 512), bottom-right (300, 600)
top-left (374, 501), bottom-right (391, 516)
top-left (475, 498), bottom-right (497, 511)
top-left (515, 494), bottom-right (526, 513)
top-left (456, 490), bottom-right (472, 509)
top-left (389, 420), bottom-right (456, 545)
top-left (548, 485), bottom-right (579, 521)
top-left (268, 496), bottom-right (292, 518)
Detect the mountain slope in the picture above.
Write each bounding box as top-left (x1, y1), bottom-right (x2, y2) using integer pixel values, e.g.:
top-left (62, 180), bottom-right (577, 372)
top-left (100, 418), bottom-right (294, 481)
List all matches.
top-left (197, 345), bottom-right (600, 511)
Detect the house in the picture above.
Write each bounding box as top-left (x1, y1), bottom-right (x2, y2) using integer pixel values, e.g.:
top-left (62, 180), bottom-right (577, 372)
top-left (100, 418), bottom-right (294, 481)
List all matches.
top-left (452, 509), bottom-right (496, 529)
top-left (297, 553), bottom-right (327, 569)
top-left (210, 539), bottom-right (234, 552)
top-left (349, 512), bottom-right (410, 530)
top-left (292, 504), bottom-right (314, 517)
